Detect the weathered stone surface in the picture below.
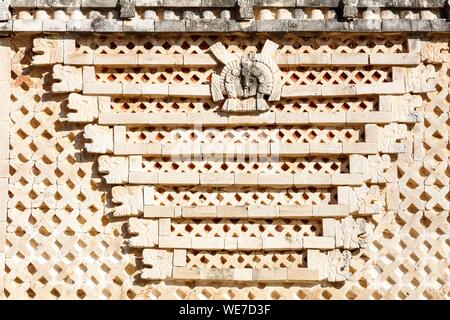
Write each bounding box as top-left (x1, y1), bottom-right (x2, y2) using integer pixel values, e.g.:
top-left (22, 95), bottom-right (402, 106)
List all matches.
top-left (0, 4), bottom-right (449, 300)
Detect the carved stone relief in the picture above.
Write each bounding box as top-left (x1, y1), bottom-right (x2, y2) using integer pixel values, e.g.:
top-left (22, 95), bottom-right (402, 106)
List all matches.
top-left (0, 0), bottom-right (10, 22)
top-left (327, 249), bottom-right (352, 282)
top-left (210, 40), bottom-right (282, 113)
top-left (119, 0), bottom-right (137, 19)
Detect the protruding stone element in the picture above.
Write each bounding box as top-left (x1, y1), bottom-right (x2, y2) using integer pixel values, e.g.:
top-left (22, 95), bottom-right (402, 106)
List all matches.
top-left (339, 185), bottom-right (383, 215)
top-left (237, 0), bottom-right (254, 21)
top-left (342, 0), bottom-right (358, 21)
top-left (0, 0), bottom-right (10, 22)
top-left (67, 93), bottom-right (99, 123)
top-left (52, 64), bottom-right (82, 93)
top-left (394, 94), bottom-right (423, 123)
top-left (128, 218), bottom-right (158, 248)
top-left (142, 249), bottom-right (173, 280)
top-left (83, 125), bottom-right (113, 154)
top-left (336, 217), bottom-right (367, 249)
top-left (379, 123), bottom-right (408, 154)
top-left (407, 64), bottom-right (436, 93)
top-left (211, 40), bottom-right (282, 113)
top-left (420, 41), bottom-right (450, 64)
top-left (98, 156), bottom-right (129, 185)
top-left (32, 38), bottom-right (63, 65)
top-left (327, 249), bottom-right (352, 282)
top-left (119, 0), bottom-right (136, 19)
top-left (351, 154), bottom-right (394, 184)
top-left (112, 186), bottom-right (144, 217)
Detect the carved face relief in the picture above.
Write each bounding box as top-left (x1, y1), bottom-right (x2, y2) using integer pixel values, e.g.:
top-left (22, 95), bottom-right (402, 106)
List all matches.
top-left (211, 40), bottom-right (282, 113)
top-left (119, 0), bottom-right (136, 19)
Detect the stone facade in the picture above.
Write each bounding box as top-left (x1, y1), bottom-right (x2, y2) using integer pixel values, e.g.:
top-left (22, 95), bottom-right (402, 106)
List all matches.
top-left (0, 0), bottom-right (448, 300)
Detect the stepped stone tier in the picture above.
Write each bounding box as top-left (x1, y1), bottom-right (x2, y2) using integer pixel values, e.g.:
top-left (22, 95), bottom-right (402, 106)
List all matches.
top-left (0, 0), bottom-right (448, 300)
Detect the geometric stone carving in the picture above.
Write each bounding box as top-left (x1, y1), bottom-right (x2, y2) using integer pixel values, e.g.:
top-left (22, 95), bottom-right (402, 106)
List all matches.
top-left (378, 123), bottom-right (408, 154)
top-left (141, 249), bottom-right (173, 280)
top-left (52, 64), bottom-right (82, 93)
top-left (210, 40), bottom-right (282, 113)
top-left (336, 217), bottom-right (367, 250)
top-left (339, 185), bottom-right (384, 215)
top-left (119, 0), bottom-right (136, 19)
top-left (343, 0), bottom-right (358, 21)
top-left (83, 124), bottom-right (113, 154)
top-left (327, 249), bottom-right (352, 283)
top-left (128, 218), bottom-right (158, 248)
top-left (32, 38), bottom-right (63, 65)
top-left (98, 156), bottom-right (128, 185)
top-left (393, 94), bottom-right (423, 123)
top-left (112, 186), bottom-right (143, 217)
top-left (351, 154), bottom-right (394, 184)
top-left (67, 93), bottom-right (99, 123)
top-left (406, 64), bottom-right (436, 93)
top-left (354, 185), bottom-right (384, 215)
top-left (0, 0), bottom-right (10, 22)
top-left (237, 0), bottom-right (254, 21)
top-left (420, 41), bottom-right (450, 64)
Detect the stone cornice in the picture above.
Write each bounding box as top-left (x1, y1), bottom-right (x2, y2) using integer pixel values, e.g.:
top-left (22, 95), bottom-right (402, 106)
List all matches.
top-left (1, 0), bottom-right (450, 33)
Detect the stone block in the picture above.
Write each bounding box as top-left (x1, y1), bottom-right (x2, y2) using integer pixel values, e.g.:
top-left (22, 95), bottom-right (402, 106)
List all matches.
top-left (303, 236), bottom-right (335, 249)
top-left (294, 173), bottom-right (332, 186)
top-left (247, 205), bottom-right (278, 218)
top-left (287, 268), bottom-right (320, 281)
top-left (278, 205), bottom-right (313, 218)
top-left (258, 173), bottom-right (293, 187)
top-left (183, 54), bottom-right (217, 66)
top-left (169, 84), bottom-right (211, 97)
top-left (224, 238), bottom-right (238, 250)
top-left (346, 112), bottom-right (393, 124)
top-left (331, 174), bottom-right (364, 186)
top-left (158, 173), bottom-right (200, 186)
top-left (129, 172), bottom-right (158, 185)
top-left (182, 206), bottom-right (217, 218)
top-left (158, 218), bottom-right (171, 236)
top-left (200, 173), bottom-right (234, 187)
top-left (141, 84), bottom-right (169, 96)
top-left (310, 143), bottom-right (343, 154)
top-left (309, 112), bottom-right (346, 125)
top-left (313, 204), bottom-right (349, 217)
top-left (144, 206), bottom-right (176, 218)
top-left (331, 53), bottom-right (369, 65)
top-left (191, 237), bottom-right (225, 250)
top-left (159, 236), bottom-right (192, 249)
top-left (342, 143), bottom-right (378, 154)
top-left (274, 143), bottom-right (309, 157)
top-left (253, 268), bottom-right (288, 282)
top-left (172, 267), bottom-right (200, 280)
top-left (237, 237), bottom-right (262, 250)
top-left (216, 206), bottom-right (248, 218)
top-left (235, 173), bottom-right (258, 186)
top-left (275, 112), bottom-right (309, 125)
top-left (94, 54), bottom-right (139, 66)
top-left (173, 249), bottom-right (187, 267)
top-left (138, 53), bottom-right (183, 66)
top-left (262, 237), bottom-right (302, 250)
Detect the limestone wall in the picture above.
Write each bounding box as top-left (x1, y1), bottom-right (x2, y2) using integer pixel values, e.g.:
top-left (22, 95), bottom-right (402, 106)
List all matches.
top-left (0, 1), bottom-right (448, 300)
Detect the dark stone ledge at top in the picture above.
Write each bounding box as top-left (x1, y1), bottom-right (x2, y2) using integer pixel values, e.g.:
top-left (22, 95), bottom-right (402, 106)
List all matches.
top-left (8, 0), bottom-right (448, 8)
top-left (3, 18), bottom-right (450, 33)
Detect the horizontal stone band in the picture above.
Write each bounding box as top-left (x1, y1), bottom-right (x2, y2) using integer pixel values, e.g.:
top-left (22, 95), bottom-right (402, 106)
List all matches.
top-left (128, 172), bottom-right (365, 187)
top-left (143, 204), bottom-right (352, 218)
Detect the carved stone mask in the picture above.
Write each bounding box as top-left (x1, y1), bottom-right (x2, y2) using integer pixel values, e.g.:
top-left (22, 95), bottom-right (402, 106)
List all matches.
top-left (211, 40), bottom-right (282, 113)
top-left (240, 52), bottom-right (259, 98)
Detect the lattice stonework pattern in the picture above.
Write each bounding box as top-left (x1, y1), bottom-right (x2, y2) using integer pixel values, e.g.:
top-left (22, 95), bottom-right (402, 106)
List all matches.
top-left (0, 5), bottom-right (449, 299)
